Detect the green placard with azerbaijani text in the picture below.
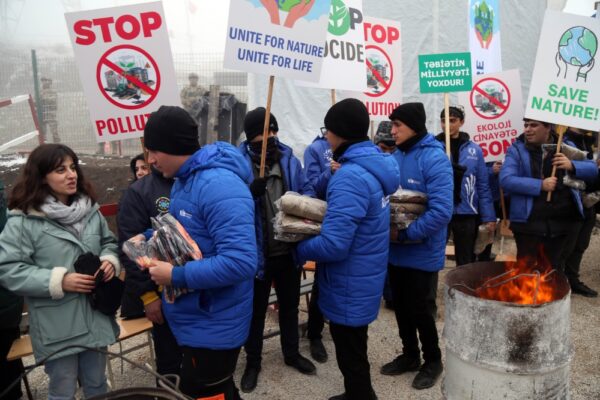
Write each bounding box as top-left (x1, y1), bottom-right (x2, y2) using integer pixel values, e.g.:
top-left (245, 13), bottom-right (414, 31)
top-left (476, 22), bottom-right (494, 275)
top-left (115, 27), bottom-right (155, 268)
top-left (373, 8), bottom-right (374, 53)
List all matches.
top-left (419, 52), bottom-right (472, 93)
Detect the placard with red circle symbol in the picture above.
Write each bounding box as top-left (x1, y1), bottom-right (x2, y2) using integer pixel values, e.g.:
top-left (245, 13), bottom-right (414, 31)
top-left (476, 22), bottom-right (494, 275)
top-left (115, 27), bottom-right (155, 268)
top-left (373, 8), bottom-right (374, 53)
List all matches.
top-left (365, 45), bottom-right (394, 98)
top-left (469, 77), bottom-right (510, 120)
top-left (96, 44), bottom-right (161, 110)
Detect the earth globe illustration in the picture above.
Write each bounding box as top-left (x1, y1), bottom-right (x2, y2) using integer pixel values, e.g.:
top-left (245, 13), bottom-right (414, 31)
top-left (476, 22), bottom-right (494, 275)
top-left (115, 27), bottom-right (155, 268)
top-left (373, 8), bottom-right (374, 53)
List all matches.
top-left (558, 26), bottom-right (598, 66)
top-left (278, 0), bottom-right (310, 12)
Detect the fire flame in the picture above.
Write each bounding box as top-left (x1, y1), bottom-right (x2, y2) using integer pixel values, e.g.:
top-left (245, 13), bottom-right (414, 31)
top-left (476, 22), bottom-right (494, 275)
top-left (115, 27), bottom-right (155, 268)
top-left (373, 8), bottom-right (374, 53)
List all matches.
top-left (475, 249), bottom-right (562, 305)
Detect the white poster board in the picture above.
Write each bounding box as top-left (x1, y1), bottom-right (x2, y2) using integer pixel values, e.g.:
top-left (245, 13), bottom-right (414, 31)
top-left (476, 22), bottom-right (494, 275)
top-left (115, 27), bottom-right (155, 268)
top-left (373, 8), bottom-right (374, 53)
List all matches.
top-left (65, 2), bottom-right (180, 143)
top-left (525, 10), bottom-right (600, 131)
top-left (224, 0), bottom-right (331, 82)
top-left (342, 16), bottom-right (402, 121)
top-left (296, 0), bottom-right (366, 91)
top-left (458, 69), bottom-right (523, 162)
top-left (469, 0), bottom-right (502, 76)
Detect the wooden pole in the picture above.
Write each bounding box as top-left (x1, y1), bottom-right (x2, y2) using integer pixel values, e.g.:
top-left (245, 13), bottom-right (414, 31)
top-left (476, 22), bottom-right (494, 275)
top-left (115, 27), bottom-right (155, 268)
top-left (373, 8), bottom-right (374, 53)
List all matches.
top-left (259, 75), bottom-right (275, 178)
top-left (370, 120), bottom-right (375, 142)
top-left (444, 93), bottom-right (451, 159)
top-left (331, 89), bottom-right (336, 106)
top-left (546, 125), bottom-right (567, 202)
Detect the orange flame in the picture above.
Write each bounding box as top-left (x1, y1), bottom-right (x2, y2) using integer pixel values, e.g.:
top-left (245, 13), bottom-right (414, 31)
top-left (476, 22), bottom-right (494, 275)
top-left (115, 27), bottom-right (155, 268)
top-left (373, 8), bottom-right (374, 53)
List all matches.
top-left (476, 248), bottom-right (562, 305)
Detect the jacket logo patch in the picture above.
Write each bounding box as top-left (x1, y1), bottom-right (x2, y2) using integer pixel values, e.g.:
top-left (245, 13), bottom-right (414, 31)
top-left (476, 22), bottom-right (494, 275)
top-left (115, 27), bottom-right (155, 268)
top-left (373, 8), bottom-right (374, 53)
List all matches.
top-left (324, 149), bottom-right (333, 163)
top-left (381, 196), bottom-right (390, 208)
top-left (407, 178), bottom-right (421, 185)
top-left (156, 197), bottom-right (170, 214)
top-left (179, 209), bottom-right (192, 219)
top-left (468, 147), bottom-right (477, 157)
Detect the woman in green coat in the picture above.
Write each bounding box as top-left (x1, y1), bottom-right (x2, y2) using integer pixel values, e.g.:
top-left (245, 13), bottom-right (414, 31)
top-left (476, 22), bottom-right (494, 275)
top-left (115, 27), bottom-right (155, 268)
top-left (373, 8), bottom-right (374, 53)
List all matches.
top-left (0, 144), bottom-right (120, 400)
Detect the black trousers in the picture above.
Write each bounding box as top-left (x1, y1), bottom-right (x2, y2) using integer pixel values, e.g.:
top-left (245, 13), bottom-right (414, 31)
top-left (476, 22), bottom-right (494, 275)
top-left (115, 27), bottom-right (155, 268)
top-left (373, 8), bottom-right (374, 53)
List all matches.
top-left (564, 208), bottom-right (595, 283)
top-left (513, 232), bottom-right (567, 271)
top-left (307, 264), bottom-right (324, 340)
top-left (448, 215), bottom-right (479, 266)
top-left (152, 317), bottom-right (182, 377)
top-left (0, 327), bottom-right (23, 400)
top-left (329, 323), bottom-right (376, 400)
top-left (244, 254), bottom-right (301, 367)
top-left (388, 265), bottom-right (441, 363)
top-left (180, 346), bottom-right (241, 399)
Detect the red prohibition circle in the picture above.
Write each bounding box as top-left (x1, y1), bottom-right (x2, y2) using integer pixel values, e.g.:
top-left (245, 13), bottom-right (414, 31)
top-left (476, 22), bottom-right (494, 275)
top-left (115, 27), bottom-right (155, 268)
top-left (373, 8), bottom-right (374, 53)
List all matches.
top-left (364, 44), bottom-right (394, 98)
top-left (469, 77), bottom-right (511, 120)
top-left (96, 44), bottom-right (161, 110)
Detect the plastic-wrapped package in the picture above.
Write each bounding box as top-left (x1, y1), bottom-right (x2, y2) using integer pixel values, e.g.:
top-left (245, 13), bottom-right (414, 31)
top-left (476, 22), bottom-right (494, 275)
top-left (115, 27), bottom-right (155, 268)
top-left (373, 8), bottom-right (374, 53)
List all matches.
top-left (277, 191), bottom-right (327, 222)
top-left (122, 213), bottom-right (202, 303)
top-left (390, 212), bottom-right (418, 224)
top-left (542, 143), bottom-right (588, 161)
top-left (274, 212), bottom-right (322, 235)
top-left (582, 190), bottom-right (600, 208)
top-left (390, 202), bottom-right (426, 215)
top-left (390, 189), bottom-right (427, 204)
top-left (474, 224), bottom-right (495, 255)
top-left (562, 173), bottom-right (586, 190)
top-left (274, 231), bottom-right (311, 243)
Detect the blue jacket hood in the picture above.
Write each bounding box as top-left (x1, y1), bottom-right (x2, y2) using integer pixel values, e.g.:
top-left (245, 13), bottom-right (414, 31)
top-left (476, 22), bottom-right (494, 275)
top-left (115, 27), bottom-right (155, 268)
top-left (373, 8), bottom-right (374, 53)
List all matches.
top-left (177, 142), bottom-right (253, 185)
top-left (340, 141), bottom-right (399, 196)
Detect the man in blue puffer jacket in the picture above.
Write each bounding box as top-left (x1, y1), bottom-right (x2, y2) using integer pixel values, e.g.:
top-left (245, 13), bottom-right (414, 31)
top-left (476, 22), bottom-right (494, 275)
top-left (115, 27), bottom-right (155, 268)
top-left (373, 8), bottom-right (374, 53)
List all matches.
top-left (143, 106), bottom-right (257, 400)
top-left (381, 103), bottom-right (453, 391)
top-left (297, 99), bottom-right (400, 400)
top-left (435, 106), bottom-right (496, 266)
top-left (500, 118), bottom-right (597, 269)
top-left (237, 108), bottom-right (317, 394)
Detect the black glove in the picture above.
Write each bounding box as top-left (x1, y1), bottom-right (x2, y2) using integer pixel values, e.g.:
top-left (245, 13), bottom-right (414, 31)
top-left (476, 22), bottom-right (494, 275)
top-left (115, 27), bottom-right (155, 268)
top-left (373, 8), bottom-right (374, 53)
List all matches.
top-left (249, 177), bottom-right (267, 198)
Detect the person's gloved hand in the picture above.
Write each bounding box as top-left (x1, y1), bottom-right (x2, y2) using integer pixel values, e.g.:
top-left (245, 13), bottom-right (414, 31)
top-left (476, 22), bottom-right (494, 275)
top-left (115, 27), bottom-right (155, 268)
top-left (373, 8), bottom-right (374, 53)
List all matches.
top-left (249, 177), bottom-right (267, 198)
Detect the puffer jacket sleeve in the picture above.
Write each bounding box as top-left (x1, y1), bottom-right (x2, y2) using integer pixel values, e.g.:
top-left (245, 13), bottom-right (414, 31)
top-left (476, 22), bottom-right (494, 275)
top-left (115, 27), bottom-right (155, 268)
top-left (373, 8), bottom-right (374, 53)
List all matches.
top-left (297, 170), bottom-right (369, 263)
top-left (291, 157), bottom-right (315, 197)
top-left (572, 159), bottom-right (598, 182)
top-left (172, 175), bottom-right (257, 290)
top-left (475, 148), bottom-right (496, 222)
top-left (405, 150), bottom-right (453, 241)
top-left (0, 216), bottom-right (55, 298)
top-left (304, 145), bottom-right (331, 199)
top-left (500, 144), bottom-right (542, 196)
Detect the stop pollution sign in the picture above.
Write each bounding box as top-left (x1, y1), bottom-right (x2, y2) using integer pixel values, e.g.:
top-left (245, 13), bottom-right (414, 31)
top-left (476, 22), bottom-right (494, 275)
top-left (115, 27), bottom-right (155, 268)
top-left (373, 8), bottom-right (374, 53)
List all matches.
top-left (458, 69), bottom-right (524, 162)
top-left (65, 2), bottom-right (180, 143)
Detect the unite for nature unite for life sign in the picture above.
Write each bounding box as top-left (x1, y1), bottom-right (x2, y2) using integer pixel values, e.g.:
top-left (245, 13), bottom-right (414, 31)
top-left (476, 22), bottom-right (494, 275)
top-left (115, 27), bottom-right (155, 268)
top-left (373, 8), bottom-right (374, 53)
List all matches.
top-left (65, 2), bottom-right (180, 143)
top-left (224, 0), bottom-right (331, 81)
top-left (297, 0), bottom-right (367, 92)
top-left (458, 69), bottom-right (524, 162)
top-left (526, 10), bottom-right (600, 131)
top-left (344, 16), bottom-right (402, 121)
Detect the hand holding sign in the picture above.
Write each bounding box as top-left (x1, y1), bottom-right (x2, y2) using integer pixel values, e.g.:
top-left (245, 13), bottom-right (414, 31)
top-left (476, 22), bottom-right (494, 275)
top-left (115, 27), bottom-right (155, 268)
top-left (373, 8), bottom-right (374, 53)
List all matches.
top-left (284, 0), bottom-right (315, 28)
top-left (260, 0), bottom-right (280, 25)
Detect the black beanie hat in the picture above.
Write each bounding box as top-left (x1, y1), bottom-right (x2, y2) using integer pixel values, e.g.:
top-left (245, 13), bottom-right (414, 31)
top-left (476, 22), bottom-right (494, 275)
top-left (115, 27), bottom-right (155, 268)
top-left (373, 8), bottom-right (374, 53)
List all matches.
top-left (144, 106), bottom-right (200, 155)
top-left (244, 107), bottom-right (279, 141)
top-left (324, 98), bottom-right (370, 140)
top-left (389, 102), bottom-right (427, 134)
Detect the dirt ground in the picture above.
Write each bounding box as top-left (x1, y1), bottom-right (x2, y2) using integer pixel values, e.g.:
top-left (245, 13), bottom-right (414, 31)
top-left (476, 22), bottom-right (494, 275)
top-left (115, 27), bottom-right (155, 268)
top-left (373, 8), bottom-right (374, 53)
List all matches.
top-left (2, 153), bottom-right (599, 399)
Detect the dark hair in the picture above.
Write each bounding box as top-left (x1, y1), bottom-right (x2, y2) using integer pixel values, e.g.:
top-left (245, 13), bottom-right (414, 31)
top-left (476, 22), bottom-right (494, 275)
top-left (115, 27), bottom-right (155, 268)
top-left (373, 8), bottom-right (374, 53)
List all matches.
top-left (440, 106), bottom-right (465, 121)
top-left (9, 144), bottom-right (97, 211)
top-left (523, 118), bottom-right (551, 128)
top-left (130, 153), bottom-right (146, 180)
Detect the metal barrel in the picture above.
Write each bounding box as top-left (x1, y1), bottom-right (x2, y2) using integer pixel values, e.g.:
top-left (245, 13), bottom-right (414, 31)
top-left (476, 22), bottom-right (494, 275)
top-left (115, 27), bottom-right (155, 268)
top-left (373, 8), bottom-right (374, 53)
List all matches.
top-left (443, 262), bottom-right (573, 400)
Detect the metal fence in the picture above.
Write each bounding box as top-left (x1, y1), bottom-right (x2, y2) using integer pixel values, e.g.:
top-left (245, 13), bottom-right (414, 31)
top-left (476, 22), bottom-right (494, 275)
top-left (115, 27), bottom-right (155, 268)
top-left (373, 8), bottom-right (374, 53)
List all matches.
top-left (0, 50), bottom-right (248, 156)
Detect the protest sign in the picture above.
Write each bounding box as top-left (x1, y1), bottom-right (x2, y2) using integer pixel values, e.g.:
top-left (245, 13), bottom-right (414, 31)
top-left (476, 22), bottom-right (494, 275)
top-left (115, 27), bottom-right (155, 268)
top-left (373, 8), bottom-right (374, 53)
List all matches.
top-left (419, 52), bottom-right (472, 93)
top-left (458, 69), bottom-right (523, 162)
top-left (65, 2), bottom-right (180, 143)
top-left (224, 0), bottom-right (330, 82)
top-left (469, 0), bottom-right (502, 76)
top-left (297, 0), bottom-right (367, 92)
top-left (525, 10), bottom-right (600, 131)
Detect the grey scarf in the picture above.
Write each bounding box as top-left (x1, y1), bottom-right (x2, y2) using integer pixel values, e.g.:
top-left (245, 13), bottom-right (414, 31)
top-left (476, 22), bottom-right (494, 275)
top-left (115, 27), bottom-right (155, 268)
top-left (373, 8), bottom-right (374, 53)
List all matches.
top-left (40, 195), bottom-right (93, 238)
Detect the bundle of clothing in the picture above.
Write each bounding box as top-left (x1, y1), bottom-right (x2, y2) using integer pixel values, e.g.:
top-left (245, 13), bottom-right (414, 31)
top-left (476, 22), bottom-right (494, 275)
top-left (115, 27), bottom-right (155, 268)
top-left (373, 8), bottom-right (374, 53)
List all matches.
top-left (389, 189), bottom-right (427, 230)
top-left (273, 191), bottom-right (327, 242)
top-left (122, 213), bottom-right (202, 303)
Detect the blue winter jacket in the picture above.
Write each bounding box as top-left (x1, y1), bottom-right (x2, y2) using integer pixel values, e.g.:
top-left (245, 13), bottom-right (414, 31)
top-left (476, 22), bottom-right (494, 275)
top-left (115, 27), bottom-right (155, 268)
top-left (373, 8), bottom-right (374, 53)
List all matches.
top-left (499, 135), bottom-right (598, 223)
top-left (486, 162), bottom-right (501, 202)
top-left (304, 135), bottom-right (333, 200)
top-left (436, 132), bottom-right (496, 222)
top-left (238, 138), bottom-right (313, 273)
top-left (166, 142), bottom-right (258, 349)
top-left (389, 134), bottom-right (454, 272)
top-left (297, 141), bottom-right (400, 327)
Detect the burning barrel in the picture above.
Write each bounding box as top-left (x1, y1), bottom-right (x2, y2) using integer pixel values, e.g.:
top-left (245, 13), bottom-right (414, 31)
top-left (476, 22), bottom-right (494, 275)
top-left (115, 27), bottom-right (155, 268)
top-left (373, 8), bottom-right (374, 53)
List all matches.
top-left (443, 261), bottom-right (573, 400)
